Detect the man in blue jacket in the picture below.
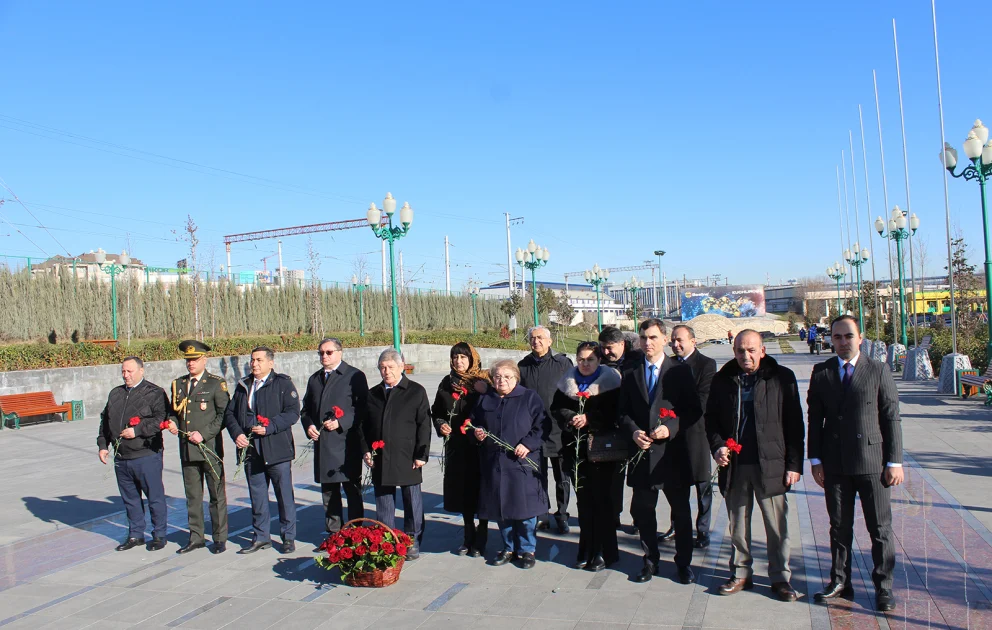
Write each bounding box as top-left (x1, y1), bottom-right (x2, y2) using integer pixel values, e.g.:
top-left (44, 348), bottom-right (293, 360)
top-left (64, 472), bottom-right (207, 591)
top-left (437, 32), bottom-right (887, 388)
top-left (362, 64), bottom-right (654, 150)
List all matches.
top-left (225, 346), bottom-right (301, 554)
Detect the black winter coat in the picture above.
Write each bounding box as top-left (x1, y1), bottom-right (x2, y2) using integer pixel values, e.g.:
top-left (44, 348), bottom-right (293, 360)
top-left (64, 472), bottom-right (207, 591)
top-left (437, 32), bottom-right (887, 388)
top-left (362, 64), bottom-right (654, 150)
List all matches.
top-left (705, 355), bottom-right (805, 497)
top-left (224, 371), bottom-right (301, 466)
top-left (431, 375), bottom-right (484, 514)
top-left (97, 380), bottom-right (167, 459)
top-left (518, 351), bottom-right (573, 454)
top-left (618, 355), bottom-right (700, 489)
top-left (550, 367), bottom-right (622, 482)
top-left (300, 362), bottom-right (369, 484)
top-left (362, 376), bottom-right (432, 488)
top-left (680, 350), bottom-right (717, 483)
top-left (474, 385), bottom-right (550, 521)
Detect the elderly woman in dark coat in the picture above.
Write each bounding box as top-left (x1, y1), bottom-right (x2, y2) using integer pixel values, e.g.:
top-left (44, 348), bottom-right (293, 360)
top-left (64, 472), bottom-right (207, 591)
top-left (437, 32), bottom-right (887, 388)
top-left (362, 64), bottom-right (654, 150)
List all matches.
top-left (472, 359), bottom-right (550, 570)
top-left (431, 342), bottom-right (491, 557)
top-left (551, 341), bottom-right (622, 572)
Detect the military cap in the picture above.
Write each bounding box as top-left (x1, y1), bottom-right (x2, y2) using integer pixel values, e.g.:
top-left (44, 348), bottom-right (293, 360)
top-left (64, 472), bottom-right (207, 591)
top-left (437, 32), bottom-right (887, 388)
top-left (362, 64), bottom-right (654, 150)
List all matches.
top-left (179, 339), bottom-right (211, 359)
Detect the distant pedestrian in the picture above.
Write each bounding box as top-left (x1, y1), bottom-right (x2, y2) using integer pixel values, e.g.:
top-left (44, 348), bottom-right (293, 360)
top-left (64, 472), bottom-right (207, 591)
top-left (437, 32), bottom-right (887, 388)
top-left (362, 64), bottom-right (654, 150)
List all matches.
top-left (727, 330), bottom-right (733, 345)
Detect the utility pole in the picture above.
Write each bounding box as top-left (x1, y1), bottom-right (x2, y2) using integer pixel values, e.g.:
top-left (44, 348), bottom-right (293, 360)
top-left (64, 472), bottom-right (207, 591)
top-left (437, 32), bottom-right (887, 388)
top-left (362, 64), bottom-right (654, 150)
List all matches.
top-left (444, 235), bottom-right (451, 294)
top-left (277, 239), bottom-right (284, 286)
top-left (505, 214), bottom-right (524, 296)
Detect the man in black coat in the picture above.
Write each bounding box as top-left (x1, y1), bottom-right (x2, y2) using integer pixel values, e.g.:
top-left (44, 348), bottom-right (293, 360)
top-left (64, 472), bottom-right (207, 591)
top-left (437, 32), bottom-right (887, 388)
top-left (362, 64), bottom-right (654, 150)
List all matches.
top-left (301, 338), bottom-right (369, 536)
top-left (706, 330), bottom-right (804, 602)
top-left (363, 349), bottom-right (432, 560)
top-left (659, 325), bottom-right (717, 549)
top-left (619, 319), bottom-right (701, 584)
top-left (97, 357), bottom-right (169, 552)
top-left (224, 346), bottom-right (301, 555)
top-left (518, 325), bottom-right (574, 533)
top-left (808, 315), bottom-right (903, 612)
top-left (599, 326), bottom-right (643, 528)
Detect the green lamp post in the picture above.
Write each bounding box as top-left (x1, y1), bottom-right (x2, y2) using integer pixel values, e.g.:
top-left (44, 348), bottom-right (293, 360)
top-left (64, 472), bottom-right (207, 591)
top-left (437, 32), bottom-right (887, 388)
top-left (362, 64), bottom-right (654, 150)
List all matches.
top-left (469, 285), bottom-right (480, 335)
top-left (351, 273), bottom-right (371, 337)
top-left (584, 264), bottom-right (610, 332)
top-left (93, 247), bottom-right (131, 341)
top-left (515, 239), bottom-right (550, 326)
top-left (942, 120), bottom-right (992, 361)
top-left (624, 276), bottom-right (645, 325)
top-left (367, 193), bottom-right (413, 351)
top-left (875, 206), bottom-right (919, 347)
top-left (844, 243), bottom-right (870, 332)
top-left (826, 262), bottom-right (846, 317)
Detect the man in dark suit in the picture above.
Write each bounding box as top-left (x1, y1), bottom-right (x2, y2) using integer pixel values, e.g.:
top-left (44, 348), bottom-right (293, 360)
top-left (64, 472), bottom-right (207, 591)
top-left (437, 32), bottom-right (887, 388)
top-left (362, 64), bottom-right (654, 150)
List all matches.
top-left (301, 338), bottom-right (369, 537)
top-left (619, 318), bottom-right (701, 584)
top-left (659, 325), bottom-right (716, 549)
top-left (808, 315), bottom-right (903, 612)
top-left (224, 346), bottom-right (301, 555)
top-left (599, 326), bottom-right (642, 529)
top-left (363, 349), bottom-right (432, 560)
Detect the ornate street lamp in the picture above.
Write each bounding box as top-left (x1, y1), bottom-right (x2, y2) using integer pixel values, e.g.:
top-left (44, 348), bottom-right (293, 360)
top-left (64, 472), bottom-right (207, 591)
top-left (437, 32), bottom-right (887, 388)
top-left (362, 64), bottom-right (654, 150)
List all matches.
top-left (367, 193), bottom-right (413, 351)
top-left (469, 285), bottom-right (480, 335)
top-left (515, 239), bottom-right (550, 326)
top-left (876, 206), bottom-right (920, 347)
top-left (584, 264), bottom-right (610, 332)
top-left (844, 243), bottom-right (870, 332)
top-left (623, 276), bottom-right (646, 324)
top-left (942, 119), bottom-right (992, 361)
top-left (826, 262), bottom-right (846, 317)
top-left (351, 274), bottom-right (371, 337)
top-left (93, 248), bottom-right (130, 341)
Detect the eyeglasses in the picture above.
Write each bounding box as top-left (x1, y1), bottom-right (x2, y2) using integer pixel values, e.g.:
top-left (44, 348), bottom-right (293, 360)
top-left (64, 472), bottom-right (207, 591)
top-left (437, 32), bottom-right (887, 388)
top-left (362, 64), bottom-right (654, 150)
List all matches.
top-left (493, 374), bottom-right (517, 381)
top-left (318, 350), bottom-right (338, 356)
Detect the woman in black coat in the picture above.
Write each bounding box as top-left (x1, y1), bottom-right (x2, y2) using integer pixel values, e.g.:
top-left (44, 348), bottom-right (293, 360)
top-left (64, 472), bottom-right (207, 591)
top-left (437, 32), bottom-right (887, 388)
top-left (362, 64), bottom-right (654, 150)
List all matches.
top-left (431, 342), bottom-right (491, 556)
top-left (551, 342), bottom-right (622, 571)
top-left (472, 360), bottom-right (549, 570)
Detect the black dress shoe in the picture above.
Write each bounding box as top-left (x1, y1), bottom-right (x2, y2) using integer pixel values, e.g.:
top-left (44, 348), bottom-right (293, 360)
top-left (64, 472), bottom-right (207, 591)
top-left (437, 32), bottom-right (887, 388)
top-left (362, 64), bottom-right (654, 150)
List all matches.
top-left (176, 542), bottom-right (205, 555)
top-left (210, 542), bottom-right (227, 554)
top-left (814, 581), bottom-right (854, 602)
top-left (555, 514), bottom-right (570, 534)
top-left (147, 537), bottom-right (167, 551)
top-left (536, 519), bottom-right (551, 531)
top-left (876, 589), bottom-right (895, 612)
top-left (456, 545), bottom-right (469, 556)
top-left (574, 558), bottom-right (589, 570)
top-left (281, 541), bottom-right (296, 554)
top-left (237, 541), bottom-right (272, 554)
top-left (694, 533), bottom-right (710, 549)
top-left (586, 555), bottom-right (606, 572)
top-left (519, 552), bottom-right (536, 569)
top-left (468, 548), bottom-right (483, 558)
top-left (677, 566), bottom-right (695, 584)
top-left (115, 537), bottom-right (145, 551)
top-left (634, 562), bottom-right (656, 583)
top-left (491, 550), bottom-right (514, 566)
top-left (658, 526), bottom-right (676, 542)
top-left (405, 546), bottom-right (420, 560)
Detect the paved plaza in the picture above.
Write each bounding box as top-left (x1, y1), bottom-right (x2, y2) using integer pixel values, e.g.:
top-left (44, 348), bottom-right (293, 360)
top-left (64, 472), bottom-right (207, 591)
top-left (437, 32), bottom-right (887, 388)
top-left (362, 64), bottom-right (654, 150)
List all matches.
top-left (1, 343), bottom-right (992, 629)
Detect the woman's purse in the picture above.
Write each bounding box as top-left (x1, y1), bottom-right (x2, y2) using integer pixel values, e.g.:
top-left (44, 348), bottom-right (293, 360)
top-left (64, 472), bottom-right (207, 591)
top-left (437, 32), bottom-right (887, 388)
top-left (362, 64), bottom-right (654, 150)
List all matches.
top-left (585, 429), bottom-right (631, 463)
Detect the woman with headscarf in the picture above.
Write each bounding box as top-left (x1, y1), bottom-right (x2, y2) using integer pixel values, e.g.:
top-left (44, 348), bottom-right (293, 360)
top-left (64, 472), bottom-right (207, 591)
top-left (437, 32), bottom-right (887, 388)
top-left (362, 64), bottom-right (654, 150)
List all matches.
top-left (551, 341), bottom-right (622, 571)
top-left (431, 342), bottom-right (491, 556)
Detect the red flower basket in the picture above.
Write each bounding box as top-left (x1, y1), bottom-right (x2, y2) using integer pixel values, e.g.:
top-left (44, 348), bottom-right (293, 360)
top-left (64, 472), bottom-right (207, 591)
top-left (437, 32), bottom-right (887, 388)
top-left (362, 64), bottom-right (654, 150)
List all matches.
top-left (316, 518), bottom-right (409, 588)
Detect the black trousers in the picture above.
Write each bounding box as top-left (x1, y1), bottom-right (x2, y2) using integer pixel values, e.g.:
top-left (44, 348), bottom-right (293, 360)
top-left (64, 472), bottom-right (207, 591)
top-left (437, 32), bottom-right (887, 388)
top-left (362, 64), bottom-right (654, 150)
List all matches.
top-left (668, 480), bottom-right (713, 535)
top-left (612, 466), bottom-right (625, 524)
top-left (320, 480), bottom-right (364, 534)
top-left (577, 462), bottom-right (620, 564)
top-left (824, 472), bottom-right (895, 591)
top-left (540, 455), bottom-right (571, 520)
top-left (631, 484), bottom-right (693, 568)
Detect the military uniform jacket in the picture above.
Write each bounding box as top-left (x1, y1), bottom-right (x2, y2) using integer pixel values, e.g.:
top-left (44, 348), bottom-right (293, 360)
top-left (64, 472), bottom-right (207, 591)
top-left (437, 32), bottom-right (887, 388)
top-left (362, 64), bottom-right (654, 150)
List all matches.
top-left (169, 372), bottom-right (230, 463)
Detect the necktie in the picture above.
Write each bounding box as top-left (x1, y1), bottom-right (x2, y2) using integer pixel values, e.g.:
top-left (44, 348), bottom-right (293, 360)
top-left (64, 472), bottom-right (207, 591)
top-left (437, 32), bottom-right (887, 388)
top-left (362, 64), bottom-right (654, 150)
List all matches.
top-left (189, 377), bottom-right (197, 392)
top-left (249, 380), bottom-right (259, 410)
top-left (842, 363), bottom-right (853, 390)
top-left (647, 364), bottom-right (658, 397)
top-left (322, 371), bottom-right (330, 385)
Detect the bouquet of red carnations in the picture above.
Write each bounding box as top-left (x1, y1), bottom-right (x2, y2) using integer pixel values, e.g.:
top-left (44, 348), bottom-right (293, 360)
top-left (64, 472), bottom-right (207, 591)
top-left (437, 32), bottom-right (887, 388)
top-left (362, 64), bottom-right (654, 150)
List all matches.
top-left (316, 519), bottom-right (412, 587)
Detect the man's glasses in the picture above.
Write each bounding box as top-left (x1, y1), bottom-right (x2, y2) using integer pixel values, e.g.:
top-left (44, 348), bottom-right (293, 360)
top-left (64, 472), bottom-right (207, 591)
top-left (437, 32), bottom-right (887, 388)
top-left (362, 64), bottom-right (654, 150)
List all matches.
top-left (318, 350), bottom-right (338, 356)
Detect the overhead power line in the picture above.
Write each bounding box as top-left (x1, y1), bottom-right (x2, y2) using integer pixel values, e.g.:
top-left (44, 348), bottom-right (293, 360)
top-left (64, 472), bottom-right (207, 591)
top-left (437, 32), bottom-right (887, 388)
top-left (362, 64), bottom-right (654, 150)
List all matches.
top-left (0, 177), bottom-right (69, 255)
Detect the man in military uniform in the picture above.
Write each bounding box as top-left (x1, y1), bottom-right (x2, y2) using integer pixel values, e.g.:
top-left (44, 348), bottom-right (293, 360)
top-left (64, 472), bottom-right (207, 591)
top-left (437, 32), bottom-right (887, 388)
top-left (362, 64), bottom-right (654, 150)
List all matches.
top-left (167, 340), bottom-right (231, 554)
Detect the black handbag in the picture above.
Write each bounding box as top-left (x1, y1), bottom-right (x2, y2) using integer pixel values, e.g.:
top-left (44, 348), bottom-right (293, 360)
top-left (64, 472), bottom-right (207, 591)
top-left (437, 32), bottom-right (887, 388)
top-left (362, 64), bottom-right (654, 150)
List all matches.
top-left (586, 429), bottom-right (631, 463)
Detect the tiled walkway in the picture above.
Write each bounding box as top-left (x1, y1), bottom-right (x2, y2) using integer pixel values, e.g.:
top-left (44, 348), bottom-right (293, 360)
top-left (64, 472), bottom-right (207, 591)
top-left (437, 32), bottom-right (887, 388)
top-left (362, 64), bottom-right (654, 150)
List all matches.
top-left (1, 346), bottom-right (991, 629)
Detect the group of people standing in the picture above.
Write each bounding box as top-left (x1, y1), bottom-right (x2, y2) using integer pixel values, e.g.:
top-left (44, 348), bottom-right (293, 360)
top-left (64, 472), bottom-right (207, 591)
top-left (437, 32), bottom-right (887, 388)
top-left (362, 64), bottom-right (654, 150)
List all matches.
top-left (96, 314), bottom-right (903, 611)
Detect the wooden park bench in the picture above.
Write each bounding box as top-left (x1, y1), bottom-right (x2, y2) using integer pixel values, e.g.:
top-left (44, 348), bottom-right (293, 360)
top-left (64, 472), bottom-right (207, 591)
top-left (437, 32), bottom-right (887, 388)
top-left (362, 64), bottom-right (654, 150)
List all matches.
top-left (960, 365), bottom-right (992, 405)
top-left (88, 339), bottom-right (118, 348)
top-left (0, 392), bottom-right (72, 429)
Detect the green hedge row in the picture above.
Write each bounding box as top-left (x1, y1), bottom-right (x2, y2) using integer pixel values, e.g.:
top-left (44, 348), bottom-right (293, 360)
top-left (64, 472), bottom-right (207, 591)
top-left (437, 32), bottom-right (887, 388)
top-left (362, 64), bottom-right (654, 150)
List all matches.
top-left (0, 331), bottom-right (529, 371)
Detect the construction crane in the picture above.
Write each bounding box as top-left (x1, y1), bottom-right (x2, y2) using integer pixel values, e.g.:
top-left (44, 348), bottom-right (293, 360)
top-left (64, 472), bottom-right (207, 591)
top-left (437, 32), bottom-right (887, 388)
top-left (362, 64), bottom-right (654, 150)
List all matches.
top-left (222, 217), bottom-right (385, 280)
top-left (562, 263), bottom-right (657, 292)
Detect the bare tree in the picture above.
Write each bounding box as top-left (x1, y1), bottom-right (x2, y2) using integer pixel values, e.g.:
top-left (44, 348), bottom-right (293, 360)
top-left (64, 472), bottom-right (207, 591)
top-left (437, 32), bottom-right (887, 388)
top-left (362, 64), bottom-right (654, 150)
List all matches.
top-left (175, 215), bottom-right (203, 340)
top-left (307, 237), bottom-right (322, 336)
top-left (352, 254), bottom-right (369, 285)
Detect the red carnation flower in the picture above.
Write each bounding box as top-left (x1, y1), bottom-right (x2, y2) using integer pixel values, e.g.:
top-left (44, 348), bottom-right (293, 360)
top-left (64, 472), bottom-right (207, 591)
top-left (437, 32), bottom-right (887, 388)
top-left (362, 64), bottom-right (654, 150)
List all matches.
top-left (460, 419), bottom-right (472, 435)
top-left (328, 551), bottom-right (340, 563)
top-left (382, 542), bottom-right (395, 554)
top-left (658, 408), bottom-right (676, 419)
top-left (726, 438), bottom-right (742, 454)
top-left (396, 544), bottom-right (408, 557)
top-left (372, 440), bottom-right (385, 450)
top-left (331, 534), bottom-right (345, 546)
top-left (370, 543), bottom-right (380, 553)
top-left (355, 545), bottom-right (368, 556)
top-left (257, 416), bottom-right (270, 427)
top-left (159, 420), bottom-right (171, 430)
top-left (128, 417), bottom-right (141, 426)
top-left (340, 547), bottom-right (353, 559)
top-left (451, 392), bottom-right (461, 401)
top-left (332, 406), bottom-right (344, 419)
top-left (576, 391), bottom-right (591, 399)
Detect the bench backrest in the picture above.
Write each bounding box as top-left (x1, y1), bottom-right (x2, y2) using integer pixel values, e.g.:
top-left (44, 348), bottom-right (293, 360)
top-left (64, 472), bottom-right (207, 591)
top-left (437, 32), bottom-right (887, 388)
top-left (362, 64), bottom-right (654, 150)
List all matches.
top-left (0, 392), bottom-right (59, 413)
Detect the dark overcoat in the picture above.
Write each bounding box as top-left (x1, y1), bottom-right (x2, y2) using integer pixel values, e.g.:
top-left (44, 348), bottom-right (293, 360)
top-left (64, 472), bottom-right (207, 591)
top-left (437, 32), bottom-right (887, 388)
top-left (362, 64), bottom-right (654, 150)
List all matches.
top-left (223, 371), bottom-right (300, 466)
top-left (681, 350), bottom-right (717, 483)
top-left (474, 385), bottom-right (550, 521)
top-left (300, 361), bottom-right (369, 484)
top-left (518, 352), bottom-right (573, 454)
top-left (362, 376), bottom-right (432, 488)
top-left (618, 355), bottom-right (700, 489)
top-left (431, 375), bottom-right (483, 514)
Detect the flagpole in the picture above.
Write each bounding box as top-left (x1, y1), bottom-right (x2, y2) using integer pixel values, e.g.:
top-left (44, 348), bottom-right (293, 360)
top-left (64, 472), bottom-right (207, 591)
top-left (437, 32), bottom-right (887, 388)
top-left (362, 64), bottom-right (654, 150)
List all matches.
top-left (859, 104), bottom-right (881, 342)
top-left (874, 70), bottom-right (900, 347)
top-left (893, 18), bottom-right (920, 345)
top-left (842, 150), bottom-right (854, 308)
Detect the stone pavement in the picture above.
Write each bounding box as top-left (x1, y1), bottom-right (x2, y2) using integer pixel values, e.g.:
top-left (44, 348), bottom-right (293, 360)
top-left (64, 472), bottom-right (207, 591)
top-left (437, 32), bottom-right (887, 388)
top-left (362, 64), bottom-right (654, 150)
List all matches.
top-left (0, 343), bottom-right (991, 629)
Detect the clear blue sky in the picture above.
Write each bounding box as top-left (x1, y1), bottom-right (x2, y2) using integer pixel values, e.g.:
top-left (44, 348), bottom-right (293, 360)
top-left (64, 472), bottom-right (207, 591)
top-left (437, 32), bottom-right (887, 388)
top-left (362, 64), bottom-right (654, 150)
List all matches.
top-left (1, 1), bottom-right (989, 291)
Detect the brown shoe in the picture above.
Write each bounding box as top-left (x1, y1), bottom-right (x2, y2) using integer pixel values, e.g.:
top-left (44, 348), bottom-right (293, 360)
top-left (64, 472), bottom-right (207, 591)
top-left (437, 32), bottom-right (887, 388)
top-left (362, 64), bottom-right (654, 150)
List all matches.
top-left (718, 576), bottom-right (753, 595)
top-left (772, 581), bottom-right (798, 602)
